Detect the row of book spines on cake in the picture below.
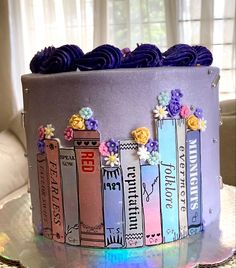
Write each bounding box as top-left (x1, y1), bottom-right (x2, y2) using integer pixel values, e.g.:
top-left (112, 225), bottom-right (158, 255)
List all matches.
top-left (37, 121), bottom-right (202, 248)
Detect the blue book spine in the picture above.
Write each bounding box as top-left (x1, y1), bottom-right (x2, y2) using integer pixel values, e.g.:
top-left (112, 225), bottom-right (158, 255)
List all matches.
top-left (102, 167), bottom-right (124, 248)
top-left (157, 119), bottom-right (179, 243)
top-left (186, 130), bottom-right (202, 235)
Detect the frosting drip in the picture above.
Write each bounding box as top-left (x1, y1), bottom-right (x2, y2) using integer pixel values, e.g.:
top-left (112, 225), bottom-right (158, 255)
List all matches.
top-left (76, 44), bottom-right (122, 71)
top-left (121, 44), bottom-right (163, 68)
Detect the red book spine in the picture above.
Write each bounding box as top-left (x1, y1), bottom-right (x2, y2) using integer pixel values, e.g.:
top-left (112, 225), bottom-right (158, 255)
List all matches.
top-left (74, 130), bottom-right (105, 247)
top-left (37, 153), bottom-right (52, 239)
top-left (45, 139), bottom-right (65, 243)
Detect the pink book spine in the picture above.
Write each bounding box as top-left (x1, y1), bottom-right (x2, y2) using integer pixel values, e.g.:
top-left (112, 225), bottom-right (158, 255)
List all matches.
top-left (141, 165), bottom-right (162, 245)
top-left (45, 139), bottom-right (65, 243)
top-left (74, 130), bottom-right (105, 247)
top-left (37, 153), bottom-right (52, 239)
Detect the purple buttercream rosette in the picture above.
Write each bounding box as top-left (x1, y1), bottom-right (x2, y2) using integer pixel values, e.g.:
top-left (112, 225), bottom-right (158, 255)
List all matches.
top-left (192, 45), bottom-right (213, 66)
top-left (121, 43), bottom-right (163, 68)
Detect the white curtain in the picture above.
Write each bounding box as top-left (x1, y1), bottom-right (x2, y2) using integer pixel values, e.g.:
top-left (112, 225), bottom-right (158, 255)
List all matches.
top-left (0, 0), bottom-right (235, 129)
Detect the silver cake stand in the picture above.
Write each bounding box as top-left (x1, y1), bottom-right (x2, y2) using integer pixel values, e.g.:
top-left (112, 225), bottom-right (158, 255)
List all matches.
top-left (0, 185), bottom-right (235, 268)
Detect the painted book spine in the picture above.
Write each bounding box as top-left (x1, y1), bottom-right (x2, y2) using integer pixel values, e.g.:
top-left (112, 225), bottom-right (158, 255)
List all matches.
top-left (37, 153), bottom-right (52, 239)
top-left (74, 130), bottom-right (105, 247)
top-left (102, 167), bottom-right (124, 248)
top-left (157, 119), bottom-right (179, 243)
top-left (186, 130), bottom-right (202, 235)
top-left (176, 119), bottom-right (188, 238)
top-left (120, 140), bottom-right (143, 248)
top-left (141, 164), bottom-right (162, 245)
top-left (45, 139), bottom-right (65, 243)
top-left (60, 148), bottom-right (80, 245)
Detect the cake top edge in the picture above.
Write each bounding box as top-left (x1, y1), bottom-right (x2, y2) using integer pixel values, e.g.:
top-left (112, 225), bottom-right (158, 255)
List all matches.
top-left (29, 43), bottom-right (214, 74)
top-left (22, 66), bottom-right (219, 80)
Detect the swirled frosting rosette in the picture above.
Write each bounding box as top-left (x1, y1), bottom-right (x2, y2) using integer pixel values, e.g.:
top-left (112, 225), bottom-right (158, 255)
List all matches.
top-left (40, 44), bottom-right (84, 73)
top-left (30, 46), bottom-right (56, 73)
top-left (121, 44), bottom-right (163, 68)
top-left (162, 44), bottom-right (197, 66)
top-left (192, 45), bottom-right (213, 66)
top-left (76, 44), bottom-right (122, 71)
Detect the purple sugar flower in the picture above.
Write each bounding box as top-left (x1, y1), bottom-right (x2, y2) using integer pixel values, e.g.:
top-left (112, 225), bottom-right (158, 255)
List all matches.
top-left (85, 117), bottom-right (98, 130)
top-left (37, 140), bottom-right (45, 153)
top-left (168, 99), bottom-right (181, 117)
top-left (145, 138), bottom-right (158, 153)
top-left (194, 107), bottom-right (203, 119)
top-left (106, 139), bottom-right (119, 153)
top-left (171, 89), bottom-right (183, 101)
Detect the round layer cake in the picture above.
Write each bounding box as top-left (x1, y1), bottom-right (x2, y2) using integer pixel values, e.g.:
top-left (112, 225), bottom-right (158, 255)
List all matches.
top-left (22, 65), bottom-right (220, 248)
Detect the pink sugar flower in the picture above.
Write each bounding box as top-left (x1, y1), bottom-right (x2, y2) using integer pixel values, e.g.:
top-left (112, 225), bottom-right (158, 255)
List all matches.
top-left (99, 142), bottom-right (110, 156)
top-left (180, 105), bottom-right (190, 118)
top-left (38, 125), bottom-right (45, 140)
top-left (64, 126), bottom-right (73, 141)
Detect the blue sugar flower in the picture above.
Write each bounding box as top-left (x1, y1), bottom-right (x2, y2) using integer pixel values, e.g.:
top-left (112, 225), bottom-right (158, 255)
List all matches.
top-left (147, 151), bottom-right (160, 166)
top-left (37, 140), bottom-right (45, 153)
top-left (194, 107), bottom-right (203, 119)
top-left (158, 91), bottom-right (171, 106)
top-left (145, 138), bottom-right (158, 153)
top-left (171, 89), bottom-right (183, 100)
top-left (79, 107), bottom-right (93, 120)
top-left (167, 99), bottom-right (181, 117)
top-left (85, 117), bottom-right (98, 130)
top-left (106, 139), bottom-right (119, 153)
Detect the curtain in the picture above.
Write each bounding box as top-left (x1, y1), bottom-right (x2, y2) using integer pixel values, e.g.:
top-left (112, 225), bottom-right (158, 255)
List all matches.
top-left (0, 0), bottom-right (235, 129)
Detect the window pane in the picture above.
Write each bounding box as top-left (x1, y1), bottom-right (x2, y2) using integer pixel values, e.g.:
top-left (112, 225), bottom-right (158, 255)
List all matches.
top-left (179, 0), bottom-right (201, 21)
top-left (179, 21), bottom-right (200, 44)
top-left (213, 19), bottom-right (234, 44)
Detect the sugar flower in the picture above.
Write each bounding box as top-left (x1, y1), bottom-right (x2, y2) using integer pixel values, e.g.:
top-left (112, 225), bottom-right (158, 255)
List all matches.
top-left (104, 152), bottom-right (120, 167)
top-left (171, 89), bottom-right (183, 100)
top-left (167, 99), bottom-right (181, 117)
top-left (38, 125), bottom-right (45, 140)
top-left (69, 114), bottom-right (85, 130)
top-left (64, 126), bottom-right (73, 141)
top-left (99, 142), bottom-right (110, 156)
top-left (180, 105), bottom-right (190, 119)
top-left (131, 127), bottom-right (150, 145)
top-left (153, 105), bottom-right (168, 120)
top-left (194, 107), bottom-right (203, 119)
top-left (145, 138), bottom-right (158, 153)
top-left (106, 139), bottom-right (119, 153)
top-left (37, 140), bottom-right (45, 153)
top-left (79, 107), bottom-right (93, 120)
top-left (199, 118), bottom-right (207, 131)
top-left (158, 91), bottom-right (170, 106)
top-left (147, 151), bottom-right (160, 166)
top-left (187, 115), bottom-right (199, 130)
top-left (137, 145), bottom-right (150, 161)
top-left (44, 124), bottom-right (55, 139)
top-left (85, 117), bottom-right (98, 130)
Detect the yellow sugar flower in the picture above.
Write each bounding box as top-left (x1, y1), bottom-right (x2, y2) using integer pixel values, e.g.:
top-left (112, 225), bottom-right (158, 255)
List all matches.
top-left (131, 127), bottom-right (150, 145)
top-left (69, 114), bottom-right (85, 130)
top-left (44, 124), bottom-right (55, 139)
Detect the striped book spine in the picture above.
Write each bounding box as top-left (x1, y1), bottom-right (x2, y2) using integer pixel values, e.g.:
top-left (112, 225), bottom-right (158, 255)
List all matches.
top-left (120, 140), bottom-right (144, 248)
top-left (60, 148), bottom-right (80, 245)
top-left (37, 153), bottom-right (52, 239)
top-left (45, 139), bottom-right (65, 243)
top-left (74, 130), bottom-right (105, 247)
top-left (102, 167), bottom-right (124, 248)
top-left (141, 164), bottom-right (162, 245)
top-left (157, 119), bottom-right (179, 243)
top-left (176, 119), bottom-right (188, 238)
top-left (186, 130), bottom-right (202, 235)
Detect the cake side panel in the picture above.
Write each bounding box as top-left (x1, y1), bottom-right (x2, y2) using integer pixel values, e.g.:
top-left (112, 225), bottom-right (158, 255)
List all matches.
top-left (21, 67), bottom-right (220, 235)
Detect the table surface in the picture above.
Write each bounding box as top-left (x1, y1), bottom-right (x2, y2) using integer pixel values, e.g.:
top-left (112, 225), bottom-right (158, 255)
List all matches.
top-left (0, 184), bottom-right (235, 268)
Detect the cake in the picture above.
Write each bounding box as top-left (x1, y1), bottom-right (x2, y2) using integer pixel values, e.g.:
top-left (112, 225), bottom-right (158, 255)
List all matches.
top-left (21, 43), bottom-right (221, 248)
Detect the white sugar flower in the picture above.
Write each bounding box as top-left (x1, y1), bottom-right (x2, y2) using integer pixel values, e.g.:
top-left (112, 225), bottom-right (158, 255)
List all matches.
top-left (199, 118), bottom-right (207, 131)
top-left (137, 145), bottom-right (150, 161)
top-left (104, 152), bottom-right (120, 167)
top-left (44, 124), bottom-right (55, 139)
top-left (153, 105), bottom-right (168, 120)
